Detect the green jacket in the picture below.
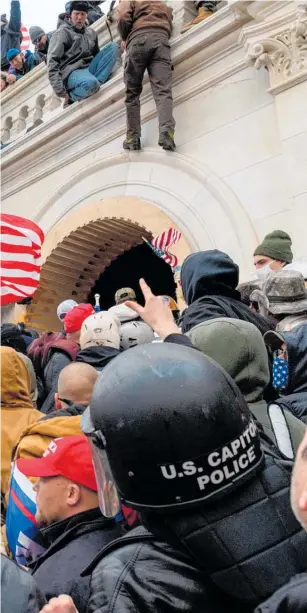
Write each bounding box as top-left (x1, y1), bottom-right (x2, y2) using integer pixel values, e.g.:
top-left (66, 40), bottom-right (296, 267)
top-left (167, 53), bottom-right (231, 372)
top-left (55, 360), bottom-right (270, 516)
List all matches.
top-left (187, 317), bottom-right (305, 459)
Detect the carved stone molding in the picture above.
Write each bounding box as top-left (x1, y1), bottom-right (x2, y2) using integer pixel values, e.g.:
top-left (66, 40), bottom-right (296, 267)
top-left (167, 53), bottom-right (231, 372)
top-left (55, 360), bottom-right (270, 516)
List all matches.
top-left (245, 4), bottom-right (307, 95)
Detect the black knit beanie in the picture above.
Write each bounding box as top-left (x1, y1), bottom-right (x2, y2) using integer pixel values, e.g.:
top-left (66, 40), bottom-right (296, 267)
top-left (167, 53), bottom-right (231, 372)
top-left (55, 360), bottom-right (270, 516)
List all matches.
top-left (253, 230), bottom-right (293, 264)
top-left (70, 1), bottom-right (89, 13)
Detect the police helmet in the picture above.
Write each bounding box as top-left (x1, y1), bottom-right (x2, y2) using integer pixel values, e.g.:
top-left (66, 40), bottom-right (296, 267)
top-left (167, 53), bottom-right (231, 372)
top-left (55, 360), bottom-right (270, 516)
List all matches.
top-left (82, 343), bottom-right (263, 515)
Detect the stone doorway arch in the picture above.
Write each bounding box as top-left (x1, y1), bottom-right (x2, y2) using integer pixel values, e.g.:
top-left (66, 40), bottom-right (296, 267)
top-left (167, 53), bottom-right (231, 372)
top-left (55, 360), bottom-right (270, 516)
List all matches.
top-left (26, 197), bottom-right (190, 331)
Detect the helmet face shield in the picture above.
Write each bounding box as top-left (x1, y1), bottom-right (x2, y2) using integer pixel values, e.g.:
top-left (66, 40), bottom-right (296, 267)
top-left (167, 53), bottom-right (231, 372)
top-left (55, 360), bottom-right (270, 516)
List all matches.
top-left (81, 408), bottom-right (120, 518)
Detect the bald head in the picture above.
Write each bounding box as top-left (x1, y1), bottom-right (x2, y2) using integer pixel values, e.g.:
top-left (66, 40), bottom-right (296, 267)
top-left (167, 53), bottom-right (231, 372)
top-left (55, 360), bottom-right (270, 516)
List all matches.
top-left (57, 362), bottom-right (98, 407)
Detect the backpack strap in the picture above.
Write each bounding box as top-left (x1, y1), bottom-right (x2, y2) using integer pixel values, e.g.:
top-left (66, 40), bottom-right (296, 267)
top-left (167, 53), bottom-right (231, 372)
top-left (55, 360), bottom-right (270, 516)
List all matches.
top-left (267, 403), bottom-right (294, 460)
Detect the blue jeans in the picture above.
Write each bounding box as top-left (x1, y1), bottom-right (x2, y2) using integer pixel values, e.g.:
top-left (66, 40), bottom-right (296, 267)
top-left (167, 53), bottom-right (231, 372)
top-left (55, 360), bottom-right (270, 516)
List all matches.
top-left (67, 42), bottom-right (119, 102)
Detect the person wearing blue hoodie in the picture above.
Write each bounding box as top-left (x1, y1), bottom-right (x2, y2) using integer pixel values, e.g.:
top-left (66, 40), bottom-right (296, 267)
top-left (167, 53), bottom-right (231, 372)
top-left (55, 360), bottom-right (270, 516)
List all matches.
top-left (6, 48), bottom-right (40, 82)
top-left (179, 250), bottom-right (272, 336)
top-left (1, 1), bottom-right (21, 71)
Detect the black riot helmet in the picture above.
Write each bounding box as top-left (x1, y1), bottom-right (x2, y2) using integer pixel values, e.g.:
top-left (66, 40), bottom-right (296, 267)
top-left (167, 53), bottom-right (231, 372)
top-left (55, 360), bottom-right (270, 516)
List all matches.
top-left (82, 343), bottom-right (263, 515)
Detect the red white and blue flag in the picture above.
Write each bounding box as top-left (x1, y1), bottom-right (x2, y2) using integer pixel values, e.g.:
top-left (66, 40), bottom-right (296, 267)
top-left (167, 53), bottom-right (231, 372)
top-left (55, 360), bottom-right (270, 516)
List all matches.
top-left (6, 464), bottom-right (46, 566)
top-left (0, 214), bottom-right (44, 306)
top-left (20, 24), bottom-right (31, 52)
top-left (144, 228), bottom-right (182, 270)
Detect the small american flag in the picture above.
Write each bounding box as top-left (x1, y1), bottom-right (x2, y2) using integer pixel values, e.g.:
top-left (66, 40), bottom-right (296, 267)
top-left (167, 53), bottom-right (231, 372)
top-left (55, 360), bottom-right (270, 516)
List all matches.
top-left (20, 24), bottom-right (30, 52)
top-left (144, 228), bottom-right (182, 270)
top-left (1, 214), bottom-right (44, 306)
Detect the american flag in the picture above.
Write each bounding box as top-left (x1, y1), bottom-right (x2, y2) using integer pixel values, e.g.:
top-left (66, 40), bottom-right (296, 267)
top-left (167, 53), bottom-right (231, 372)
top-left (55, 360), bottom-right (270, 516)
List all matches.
top-left (1, 214), bottom-right (44, 306)
top-left (20, 24), bottom-right (30, 52)
top-left (144, 228), bottom-right (182, 270)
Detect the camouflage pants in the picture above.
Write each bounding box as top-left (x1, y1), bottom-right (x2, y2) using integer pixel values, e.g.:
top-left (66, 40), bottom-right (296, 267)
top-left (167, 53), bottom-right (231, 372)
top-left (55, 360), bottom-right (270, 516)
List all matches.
top-left (124, 31), bottom-right (175, 139)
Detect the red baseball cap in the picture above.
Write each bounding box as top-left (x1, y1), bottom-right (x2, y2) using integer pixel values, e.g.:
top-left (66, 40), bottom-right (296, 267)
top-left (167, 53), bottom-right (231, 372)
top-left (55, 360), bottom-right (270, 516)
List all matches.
top-left (64, 303), bottom-right (94, 334)
top-left (16, 435), bottom-right (98, 492)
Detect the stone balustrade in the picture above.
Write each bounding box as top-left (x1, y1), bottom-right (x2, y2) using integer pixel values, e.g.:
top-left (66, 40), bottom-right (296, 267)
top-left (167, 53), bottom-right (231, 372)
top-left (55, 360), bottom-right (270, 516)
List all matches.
top-left (1, 0), bottom-right (231, 144)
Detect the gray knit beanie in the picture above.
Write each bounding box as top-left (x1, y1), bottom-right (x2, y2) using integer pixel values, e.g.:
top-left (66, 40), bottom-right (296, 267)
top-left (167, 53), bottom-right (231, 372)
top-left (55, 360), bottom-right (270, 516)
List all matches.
top-left (29, 26), bottom-right (45, 44)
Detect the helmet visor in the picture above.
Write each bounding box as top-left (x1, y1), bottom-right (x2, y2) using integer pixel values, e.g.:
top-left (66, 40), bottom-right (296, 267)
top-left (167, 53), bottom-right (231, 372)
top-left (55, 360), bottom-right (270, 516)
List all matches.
top-left (81, 408), bottom-right (120, 518)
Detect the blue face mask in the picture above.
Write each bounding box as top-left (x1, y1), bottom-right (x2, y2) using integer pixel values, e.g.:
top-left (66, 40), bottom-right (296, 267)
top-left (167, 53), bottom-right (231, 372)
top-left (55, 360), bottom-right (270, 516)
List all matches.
top-left (272, 356), bottom-right (289, 391)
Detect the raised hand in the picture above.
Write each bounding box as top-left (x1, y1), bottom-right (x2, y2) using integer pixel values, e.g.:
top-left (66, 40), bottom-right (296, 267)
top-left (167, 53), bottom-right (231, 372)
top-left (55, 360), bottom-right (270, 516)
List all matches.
top-left (125, 278), bottom-right (181, 340)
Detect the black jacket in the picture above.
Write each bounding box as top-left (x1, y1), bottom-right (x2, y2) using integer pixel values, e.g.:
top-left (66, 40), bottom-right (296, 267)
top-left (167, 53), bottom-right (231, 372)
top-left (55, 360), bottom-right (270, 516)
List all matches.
top-left (274, 324), bottom-right (307, 420)
top-left (254, 573), bottom-right (307, 613)
top-left (85, 528), bottom-right (237, 613)
top-left (83, 451), bottom-right (307, 613)
top-left (1, 555), bottom-right (46, 613)
top-left (180, 251), bottom-right (272, 336)
top-left (77, 346), bottom-right (120, 371)
top-left (40, 402), bottom-right (86, 420)
top-left (40, 349), bottom-right (73, 414)
top-left (31, 508), bottom-right (122, 613)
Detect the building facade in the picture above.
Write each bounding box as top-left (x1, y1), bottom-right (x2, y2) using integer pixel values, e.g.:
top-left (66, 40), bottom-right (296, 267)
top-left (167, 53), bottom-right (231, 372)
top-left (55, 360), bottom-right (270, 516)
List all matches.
top-left (1, 0), bottom-right (307, 330)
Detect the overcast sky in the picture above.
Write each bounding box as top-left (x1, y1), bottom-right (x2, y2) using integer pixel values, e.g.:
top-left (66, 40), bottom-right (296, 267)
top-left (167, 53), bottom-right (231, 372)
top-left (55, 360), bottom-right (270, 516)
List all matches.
top-left (2, 0), bottom-right (112, 32)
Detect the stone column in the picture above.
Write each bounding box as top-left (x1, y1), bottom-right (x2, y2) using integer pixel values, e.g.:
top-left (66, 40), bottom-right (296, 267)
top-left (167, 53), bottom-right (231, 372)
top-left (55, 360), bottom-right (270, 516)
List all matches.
top-left (241, 2), bottom-right (307, 259)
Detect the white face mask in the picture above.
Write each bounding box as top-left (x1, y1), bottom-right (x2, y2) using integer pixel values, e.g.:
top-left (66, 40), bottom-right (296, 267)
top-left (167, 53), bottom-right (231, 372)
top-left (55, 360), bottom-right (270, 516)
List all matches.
top-left (256, 262), bottom-right (273, 280)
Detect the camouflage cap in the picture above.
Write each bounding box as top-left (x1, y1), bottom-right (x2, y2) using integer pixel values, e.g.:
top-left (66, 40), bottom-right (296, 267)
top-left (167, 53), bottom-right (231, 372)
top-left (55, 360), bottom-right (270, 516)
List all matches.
top-left (263, 270), bottom-right (307, 315)
top-left (115, 287), bottom-right (136, 305)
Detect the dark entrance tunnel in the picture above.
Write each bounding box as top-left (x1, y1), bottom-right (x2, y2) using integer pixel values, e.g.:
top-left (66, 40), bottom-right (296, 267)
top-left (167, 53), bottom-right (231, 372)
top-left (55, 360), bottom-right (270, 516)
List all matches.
top-left (88, 242), bottom-right (177, 310)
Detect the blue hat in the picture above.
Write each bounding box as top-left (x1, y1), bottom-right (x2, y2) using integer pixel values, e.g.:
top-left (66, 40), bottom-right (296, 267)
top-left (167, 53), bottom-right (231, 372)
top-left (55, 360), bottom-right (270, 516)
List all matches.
top-left (6, 48), bottom-right (20, 62)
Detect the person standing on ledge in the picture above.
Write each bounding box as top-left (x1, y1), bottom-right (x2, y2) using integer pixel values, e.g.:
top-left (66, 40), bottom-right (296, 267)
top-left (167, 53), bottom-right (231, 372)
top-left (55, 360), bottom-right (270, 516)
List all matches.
top-left (117, 0), bottom-right (176, 152)
top-left (47, 0), bottom-right (119, 106)
top-left (181, 2), bottom-right (219, 34)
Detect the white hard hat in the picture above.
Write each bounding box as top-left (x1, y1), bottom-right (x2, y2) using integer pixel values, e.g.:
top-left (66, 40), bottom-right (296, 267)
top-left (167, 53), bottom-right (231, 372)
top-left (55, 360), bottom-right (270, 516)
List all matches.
top-left (120, 320), bottom-right (154, 351)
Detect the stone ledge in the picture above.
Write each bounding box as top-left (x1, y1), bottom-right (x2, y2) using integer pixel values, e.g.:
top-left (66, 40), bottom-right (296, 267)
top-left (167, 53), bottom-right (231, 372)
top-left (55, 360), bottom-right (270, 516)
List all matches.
top-left (1, 2), bottom-right (251, 180)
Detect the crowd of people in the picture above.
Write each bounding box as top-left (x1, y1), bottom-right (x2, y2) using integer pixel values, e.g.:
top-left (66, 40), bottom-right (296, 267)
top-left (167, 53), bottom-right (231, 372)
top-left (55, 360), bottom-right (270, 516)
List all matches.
top-left (2, 0), bottom-right (224, 150)
top-left (1, 228), bottom-right (307, 613)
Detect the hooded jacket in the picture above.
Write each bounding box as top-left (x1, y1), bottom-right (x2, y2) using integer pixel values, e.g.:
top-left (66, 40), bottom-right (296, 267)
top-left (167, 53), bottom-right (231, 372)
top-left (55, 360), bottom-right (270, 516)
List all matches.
top-left (185, 318), bottom-right (305, 457)
top-left (47, 16), bottom-right (100, 96)
top-left (1, 555), bottom-right (46, 613)
top-left (275, 324), bottom-right (307, 420)
top-left (1, 1), bottom-right (22, 70)
top-left (1, 347), bottom-right (41, 498)
top-left (76, 345), bottom-right (120, 371)
top-left (180, 251), bottom-right (272, 336)
top-left (84, 451), bottom-right (307, 613)
top-left (30, 508), bottom-right (122, 613)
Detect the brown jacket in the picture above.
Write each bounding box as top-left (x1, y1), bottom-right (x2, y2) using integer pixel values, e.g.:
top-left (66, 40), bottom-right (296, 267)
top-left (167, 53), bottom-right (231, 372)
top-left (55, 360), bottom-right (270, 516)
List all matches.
top-left (117, 0), bottom-right (173, 44)
top-left (1, 348), bottom-right (41, 498)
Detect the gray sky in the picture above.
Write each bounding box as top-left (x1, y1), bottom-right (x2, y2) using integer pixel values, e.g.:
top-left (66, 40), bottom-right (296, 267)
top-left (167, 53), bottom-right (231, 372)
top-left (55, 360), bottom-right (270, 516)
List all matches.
top-left (2, 0), bottom-right (112, 33)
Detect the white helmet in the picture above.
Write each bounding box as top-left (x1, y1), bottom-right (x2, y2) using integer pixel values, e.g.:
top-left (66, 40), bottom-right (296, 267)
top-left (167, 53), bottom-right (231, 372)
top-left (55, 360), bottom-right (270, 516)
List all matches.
top-left (120, 321), bottom-right (154, 350)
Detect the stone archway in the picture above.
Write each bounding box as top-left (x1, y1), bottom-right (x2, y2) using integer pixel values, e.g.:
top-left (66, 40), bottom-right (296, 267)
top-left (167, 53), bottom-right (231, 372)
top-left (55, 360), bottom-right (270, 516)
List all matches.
top-left (26, 198), bottom-right (191, 331)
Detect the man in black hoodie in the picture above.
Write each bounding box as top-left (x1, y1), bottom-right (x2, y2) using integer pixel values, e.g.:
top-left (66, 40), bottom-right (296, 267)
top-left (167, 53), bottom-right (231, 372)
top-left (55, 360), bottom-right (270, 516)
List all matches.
top-left (180, 250), bottom-right (272, 335)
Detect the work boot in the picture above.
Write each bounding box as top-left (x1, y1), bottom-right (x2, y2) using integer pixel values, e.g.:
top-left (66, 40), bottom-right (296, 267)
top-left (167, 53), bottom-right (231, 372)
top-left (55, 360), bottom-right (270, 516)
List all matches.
top-left (123, 137), bottom-right (141, 151)
top-left (159, 132), bottom-right (176, 152)
top-left (181, 7), bottom-right (213, 34)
